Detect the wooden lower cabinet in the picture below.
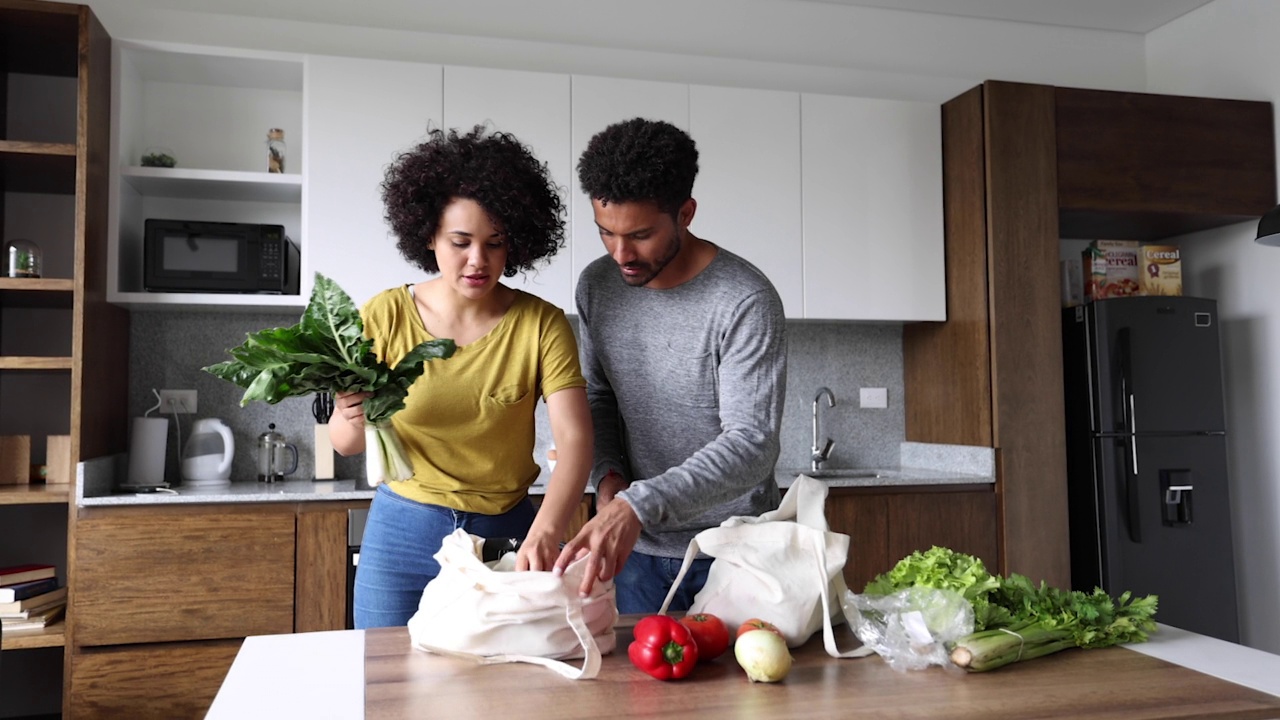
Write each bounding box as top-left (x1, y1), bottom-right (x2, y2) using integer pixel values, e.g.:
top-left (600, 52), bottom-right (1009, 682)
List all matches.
top-left (69, 501), bottom-right (364, 718)
top-left (827, 486), bottom-right (998, 593)
top-left (74, 505), bottom-right (297, 646)
top-left (69, 640), bottom-right (242, 719)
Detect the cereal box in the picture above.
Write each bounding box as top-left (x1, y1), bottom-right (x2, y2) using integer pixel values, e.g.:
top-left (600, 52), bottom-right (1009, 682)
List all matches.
top-left (1140, 245), bottom-right (1182, 296)
top-left (1083, 240), bottom-right (1140, 301)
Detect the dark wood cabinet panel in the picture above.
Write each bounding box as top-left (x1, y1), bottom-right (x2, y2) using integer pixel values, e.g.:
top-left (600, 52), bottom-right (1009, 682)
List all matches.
top-left (827, 487), bottom-right (997, 593)
top-left (826, 491), bottom-right (888, 593)
top-left (70, 640), bottom-right (241, 719)
top-left (983, 81), bottom-right (1071, 588)
top-left (1056, 87), bottom-right (1276, 240)
top-left (884, 490), bottom-right (998, 572)
top-left (904, 85), bottom-right (992, 449)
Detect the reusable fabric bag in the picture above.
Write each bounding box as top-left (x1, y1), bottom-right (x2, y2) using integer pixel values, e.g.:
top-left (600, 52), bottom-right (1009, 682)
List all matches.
top-left (659, 474), bottom-right (873, 657)
top-left (408, 528), bottom-right (618, 680)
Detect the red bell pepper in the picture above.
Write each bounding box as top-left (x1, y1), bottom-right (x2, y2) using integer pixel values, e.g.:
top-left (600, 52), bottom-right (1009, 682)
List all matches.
top-left (628, 615), bottom-right (699, 680)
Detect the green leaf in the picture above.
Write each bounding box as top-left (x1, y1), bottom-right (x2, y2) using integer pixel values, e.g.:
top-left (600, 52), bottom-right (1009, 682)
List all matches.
top-left (202, 273), bottom-right (457, 417)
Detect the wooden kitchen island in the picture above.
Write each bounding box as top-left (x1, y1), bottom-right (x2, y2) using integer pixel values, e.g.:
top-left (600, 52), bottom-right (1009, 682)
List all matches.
top-left (209, 620), bottom-right (1280, 719)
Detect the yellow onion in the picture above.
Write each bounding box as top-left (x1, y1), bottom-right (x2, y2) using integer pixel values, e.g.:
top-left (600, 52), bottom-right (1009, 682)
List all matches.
top-left (734, 629), bottom-right (793, 682)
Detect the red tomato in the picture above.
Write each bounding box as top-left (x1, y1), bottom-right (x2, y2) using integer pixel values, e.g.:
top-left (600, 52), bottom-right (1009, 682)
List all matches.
top-left (736, 618), bottom-right (784, 640)
top-left (678, 613), bottom-right (731, 661)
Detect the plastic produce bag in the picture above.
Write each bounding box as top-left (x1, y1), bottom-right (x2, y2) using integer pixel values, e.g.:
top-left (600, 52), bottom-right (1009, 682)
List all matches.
top-left (847, 586), bottom-right (974, 672)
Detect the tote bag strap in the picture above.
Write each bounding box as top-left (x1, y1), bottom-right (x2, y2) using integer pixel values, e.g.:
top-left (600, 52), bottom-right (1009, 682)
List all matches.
top-left (813, 531), bottom-right (874, 659)
top-left (416, 591), bottom-right (603, 680)
top-left (656, 535), bottom-right (704, 616)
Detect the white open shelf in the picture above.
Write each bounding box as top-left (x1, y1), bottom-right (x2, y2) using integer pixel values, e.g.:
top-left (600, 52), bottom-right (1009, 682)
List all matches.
top-left (121, 166), bottom-right (302, 203)
top-left (109, 40), bottom-right (308, 311)
top-left (111, 291), bottom-right (307, 312)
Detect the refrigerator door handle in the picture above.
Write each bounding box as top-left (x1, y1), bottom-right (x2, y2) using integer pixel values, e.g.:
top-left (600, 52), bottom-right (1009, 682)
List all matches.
top-left (1123, 447), bottom-right (1142, 543)
top-left (1118, 327), bottom-right (1136, 434)
top-left (1129, 395), bottom-right (1139, 475)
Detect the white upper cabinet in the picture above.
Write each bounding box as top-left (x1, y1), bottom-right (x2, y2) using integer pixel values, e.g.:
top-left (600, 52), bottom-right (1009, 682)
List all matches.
top-left (108, 41), bottom-right (306, 309)
top-left (305, 55), bottom-right (443, 309)
top-left (689, 85), bottom-right (803, 317)
top-left (801, 93), bottom-right (945, 321)
top-left (443, 66), bottom-right (573, 311)
top-left (569, 75), bottom-right (688, 311)
top-left (108, 45), bottom-right (945, 320)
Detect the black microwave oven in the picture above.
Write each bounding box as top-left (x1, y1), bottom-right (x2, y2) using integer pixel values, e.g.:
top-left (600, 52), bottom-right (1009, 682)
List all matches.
top-left (143, 219), bottom-right (300, 294)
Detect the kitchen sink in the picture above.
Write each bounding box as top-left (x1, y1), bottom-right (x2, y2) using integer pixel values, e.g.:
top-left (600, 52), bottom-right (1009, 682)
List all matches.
top-left (786, 468), bottom-right (894, 480)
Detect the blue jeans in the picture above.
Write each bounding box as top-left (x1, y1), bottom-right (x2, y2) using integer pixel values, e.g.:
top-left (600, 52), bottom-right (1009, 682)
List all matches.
top-left (614, 551), bottom-right (714, 615)
top-left (353, 484), bottom-right (535, 629)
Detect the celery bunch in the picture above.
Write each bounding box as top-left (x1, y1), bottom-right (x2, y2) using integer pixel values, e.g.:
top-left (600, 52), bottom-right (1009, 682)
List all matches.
top-left (864, 547), bottom-right (1159, 672)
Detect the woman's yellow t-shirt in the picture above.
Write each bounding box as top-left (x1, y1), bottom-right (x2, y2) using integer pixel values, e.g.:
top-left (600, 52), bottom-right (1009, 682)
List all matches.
top-left (361, 286), bottom-right (585, 514)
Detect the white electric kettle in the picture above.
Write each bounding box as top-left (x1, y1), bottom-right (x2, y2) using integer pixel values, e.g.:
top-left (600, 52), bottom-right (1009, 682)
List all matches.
top-left (182, 418), bottom-right (235, 486)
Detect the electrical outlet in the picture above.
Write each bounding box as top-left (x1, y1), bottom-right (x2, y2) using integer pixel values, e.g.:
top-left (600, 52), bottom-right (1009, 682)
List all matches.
top-left (859, 387), bottom-right (888, 409)
top-left (158, 389), bottom-right (198, 414)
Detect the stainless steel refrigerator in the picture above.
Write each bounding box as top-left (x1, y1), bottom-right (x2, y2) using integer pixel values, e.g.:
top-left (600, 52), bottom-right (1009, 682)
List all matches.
top-left (1061, 296), bottom-right (1239, 642)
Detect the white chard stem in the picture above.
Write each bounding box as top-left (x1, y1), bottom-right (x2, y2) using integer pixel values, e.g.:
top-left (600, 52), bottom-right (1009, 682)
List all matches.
top-left (364, 422), bottom-right (414, 486)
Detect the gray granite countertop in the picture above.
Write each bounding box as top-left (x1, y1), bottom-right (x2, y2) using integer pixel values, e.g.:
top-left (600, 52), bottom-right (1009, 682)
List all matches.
top-left (78, 441), bottom-right (994, 506)
top-left (775, 466), bottom-right (993, 489)
top-left (80, 479), bottom-right (378, 506)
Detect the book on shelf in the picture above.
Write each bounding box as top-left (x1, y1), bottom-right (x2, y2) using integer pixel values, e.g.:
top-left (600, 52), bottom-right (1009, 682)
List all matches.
top-left (0, 602), bottom-right (65, 632)
top-left (0, 576), bottom-right (58, 603)
top-left (0, 596), bottom-right (65, 620)
top-left (0, 586), bottom-right (66, 615)
top-left (0, 564), bottom-right (56, 587)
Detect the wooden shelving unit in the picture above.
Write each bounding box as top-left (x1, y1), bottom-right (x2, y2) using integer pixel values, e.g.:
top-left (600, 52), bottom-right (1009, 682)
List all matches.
top-left (5, 621), bottom-right (66, 649)
top-left (0, 485), bottom-right (70, 505)
top-left (0, 2), bottom-right (125, 716)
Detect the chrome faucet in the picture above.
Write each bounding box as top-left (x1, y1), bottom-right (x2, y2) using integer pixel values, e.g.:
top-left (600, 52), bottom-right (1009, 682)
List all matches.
top-left (811, 387), bottom-right (836, 472)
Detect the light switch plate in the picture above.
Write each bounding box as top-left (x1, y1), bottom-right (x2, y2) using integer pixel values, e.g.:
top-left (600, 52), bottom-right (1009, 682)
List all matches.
top-left (859, 387), bottom-right (888, 409)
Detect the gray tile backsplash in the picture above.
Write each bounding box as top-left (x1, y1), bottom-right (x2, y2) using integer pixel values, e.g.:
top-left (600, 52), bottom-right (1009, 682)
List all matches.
top-left (128, 310), bottom-right (364, 486)
top-left (129, 311), bottom-right (903, 486)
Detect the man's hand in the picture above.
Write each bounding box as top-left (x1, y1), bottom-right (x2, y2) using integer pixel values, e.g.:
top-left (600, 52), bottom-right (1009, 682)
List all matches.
top-left (553, 491), bottom-right (642, 598)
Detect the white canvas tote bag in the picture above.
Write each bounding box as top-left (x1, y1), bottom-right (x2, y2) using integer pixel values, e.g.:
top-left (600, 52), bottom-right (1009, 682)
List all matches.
top-left (659, 474), bottom-right (873, 657)
top-left (408, 529), bottom-right (618, 680)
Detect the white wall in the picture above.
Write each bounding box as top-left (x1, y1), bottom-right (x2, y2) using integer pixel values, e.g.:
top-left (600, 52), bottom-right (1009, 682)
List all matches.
top-left (1146, 0), bottom-right (1280, 655)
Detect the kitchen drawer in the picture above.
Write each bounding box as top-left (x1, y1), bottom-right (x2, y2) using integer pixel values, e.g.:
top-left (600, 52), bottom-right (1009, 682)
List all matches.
top-left (73, 505), bottom-right (296, 646)
top-left (70, 639), bottom-right (242, 719)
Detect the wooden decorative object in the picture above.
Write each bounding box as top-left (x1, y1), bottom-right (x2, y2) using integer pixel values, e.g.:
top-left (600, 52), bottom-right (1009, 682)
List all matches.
top-left (1, 435), bottom-right (32, 485)
top-left (45, 434), bottom-right (72, 484)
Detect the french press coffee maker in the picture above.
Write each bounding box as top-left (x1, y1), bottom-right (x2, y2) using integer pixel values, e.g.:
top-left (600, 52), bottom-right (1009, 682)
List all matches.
top-left (256, 423), bottom-right (299, 482)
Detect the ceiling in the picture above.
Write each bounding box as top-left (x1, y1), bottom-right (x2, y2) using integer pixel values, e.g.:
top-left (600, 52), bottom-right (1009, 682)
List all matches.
top-left (118, 0), bottom-right (1218, 38)
top-left (797, 0), bottom-right (1216, 34)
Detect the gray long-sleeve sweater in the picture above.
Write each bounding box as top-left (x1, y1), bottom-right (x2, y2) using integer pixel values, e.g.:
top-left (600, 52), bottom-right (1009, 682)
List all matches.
top-left (575, 245), bottom-right (787, 558)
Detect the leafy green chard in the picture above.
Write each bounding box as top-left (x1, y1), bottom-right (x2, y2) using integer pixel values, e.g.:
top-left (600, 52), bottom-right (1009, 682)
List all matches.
top-left (204, 273), bottom-right (456, 485)
top-left (863, 546), bottom-right (1159, 672)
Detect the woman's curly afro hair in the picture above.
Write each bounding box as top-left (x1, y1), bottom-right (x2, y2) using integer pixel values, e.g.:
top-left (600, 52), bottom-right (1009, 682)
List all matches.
top-left (576, 117), bottom-right (699, 217)
top-left (382, 125), bottom-right (566, 277)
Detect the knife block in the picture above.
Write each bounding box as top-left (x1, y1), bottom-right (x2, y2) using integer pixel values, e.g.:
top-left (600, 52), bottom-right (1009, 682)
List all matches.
top-left (314, 424), bottom-right (334, 480)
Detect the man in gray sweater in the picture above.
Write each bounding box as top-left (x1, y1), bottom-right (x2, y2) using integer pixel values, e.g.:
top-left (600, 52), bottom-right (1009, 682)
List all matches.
top-left (553, 118), bottom-right (787, 614)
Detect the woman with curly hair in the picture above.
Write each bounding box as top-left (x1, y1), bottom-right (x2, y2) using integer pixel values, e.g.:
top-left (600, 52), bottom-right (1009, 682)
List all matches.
top-left (330, 125), bottom-right (592, 629)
